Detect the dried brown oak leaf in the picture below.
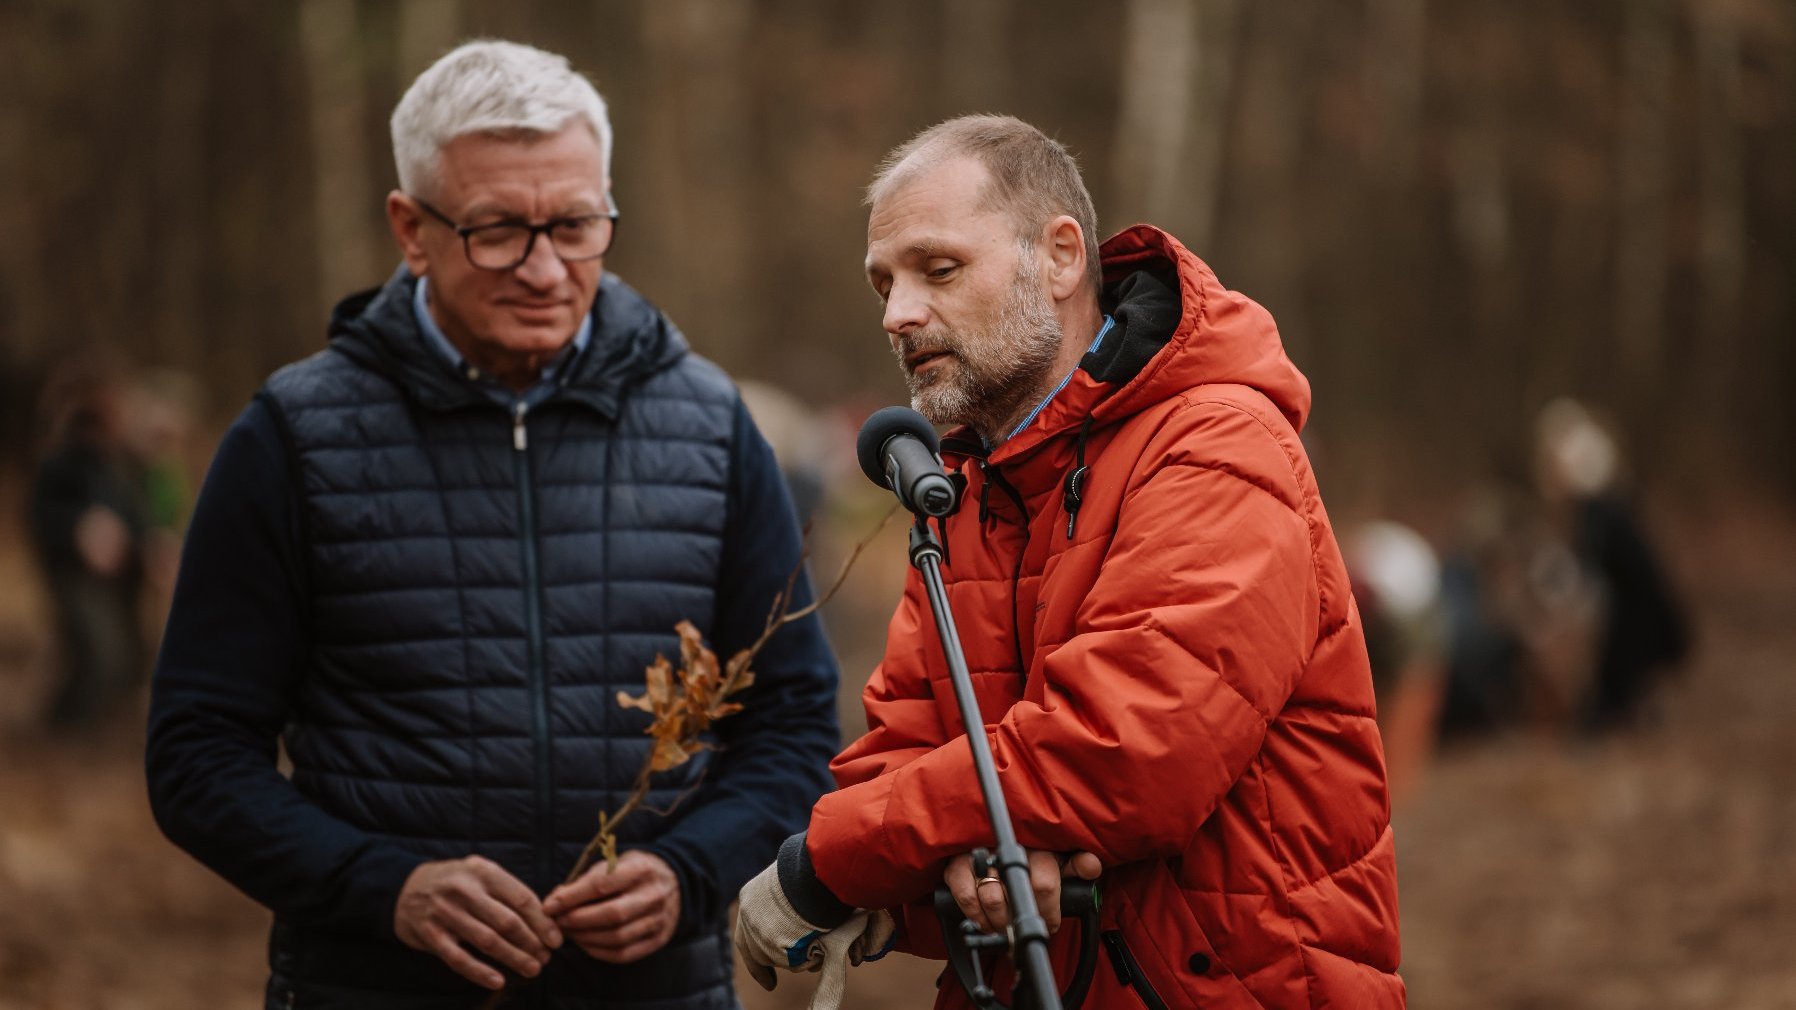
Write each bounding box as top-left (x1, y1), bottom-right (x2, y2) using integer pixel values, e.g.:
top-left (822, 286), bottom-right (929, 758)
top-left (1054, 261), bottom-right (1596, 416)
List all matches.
top-left (616, 621), bottom-right (749, 773)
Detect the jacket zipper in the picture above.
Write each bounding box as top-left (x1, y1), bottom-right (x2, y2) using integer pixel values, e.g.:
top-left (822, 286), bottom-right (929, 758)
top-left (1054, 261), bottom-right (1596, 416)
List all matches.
top-left (1102, 930), bottom-right (1170, 1010)
top-left (979, 462), bottom-right (1032, 675)
top-left (513, 402), bottom-right (554, 889)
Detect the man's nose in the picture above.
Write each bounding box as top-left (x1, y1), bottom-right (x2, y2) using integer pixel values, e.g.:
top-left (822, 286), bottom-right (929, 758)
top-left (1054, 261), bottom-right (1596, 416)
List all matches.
top-left (882, 280), bottom-right (929, 336)
top-left (513, 232), bottom-right (570, 289)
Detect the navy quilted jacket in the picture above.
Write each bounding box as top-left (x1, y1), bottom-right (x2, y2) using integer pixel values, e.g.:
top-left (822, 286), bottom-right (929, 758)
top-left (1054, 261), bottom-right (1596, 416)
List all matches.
top-left (147, 268), bottom-right (840, 1008)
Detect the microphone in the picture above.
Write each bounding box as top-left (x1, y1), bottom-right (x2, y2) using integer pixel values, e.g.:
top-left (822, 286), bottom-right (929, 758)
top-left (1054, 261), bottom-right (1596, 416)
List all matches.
top-left (857, 406), bottom-right (960, 517)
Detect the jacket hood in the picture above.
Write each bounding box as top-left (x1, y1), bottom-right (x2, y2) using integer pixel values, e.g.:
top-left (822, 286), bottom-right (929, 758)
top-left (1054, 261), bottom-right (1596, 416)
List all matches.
top-left (977, 225), bottom-right (1310, 465)
top-left (325, 266), bottom-right (689, 416)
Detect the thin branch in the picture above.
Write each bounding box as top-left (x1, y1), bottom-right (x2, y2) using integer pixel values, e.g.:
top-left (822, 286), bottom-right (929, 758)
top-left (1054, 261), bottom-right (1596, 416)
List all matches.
top-left (723, 502), bottom-right (899, 695)
top-left (490, 504), bottom-right (900, 1008)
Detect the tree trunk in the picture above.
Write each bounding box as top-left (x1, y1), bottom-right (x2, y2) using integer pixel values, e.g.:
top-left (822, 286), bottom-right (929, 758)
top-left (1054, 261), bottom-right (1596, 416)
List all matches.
top-left (1446, 11), bottom-right (1515, 467)
top-left (1185, 0), bottom-right (1244, 252)
top-left (1365, 0), bottom-right (1426, 186)
top-left (397, 0), bottom-right (461, 80)
top-left (634, 0), bottom-right (753, 364)
top-left (1613, 0), bottom-right (1673, 462)
top-left (0, 3), bottom-right (41, 363)
top-left (300, 0), bottom-right (379, 316)
top-left (1113, 0), bottom-right (1196, 232)
top-left (1693, 2), bottom-right (1747, 426)
top-left (941, 0), bottom-right (1012, 110)
top-left (150, 0), bottom-right (212, 367)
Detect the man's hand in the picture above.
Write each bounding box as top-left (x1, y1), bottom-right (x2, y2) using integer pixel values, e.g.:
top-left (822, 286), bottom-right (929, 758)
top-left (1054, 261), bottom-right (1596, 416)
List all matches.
top-left (394, 856), bottom-right (562, 990)
top-left (944, 849), bottom-right (1102, 935)
top-left (542, 850), bottom-right (681, 964)
top-left (734, 860), bottom-right (895, 1010)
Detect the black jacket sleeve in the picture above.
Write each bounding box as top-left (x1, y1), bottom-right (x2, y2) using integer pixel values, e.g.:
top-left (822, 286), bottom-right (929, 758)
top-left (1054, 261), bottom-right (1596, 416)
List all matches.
top-left (636, 397), bottom-right (841, 930)
top-left (144, 396), bottom-right (426, 940)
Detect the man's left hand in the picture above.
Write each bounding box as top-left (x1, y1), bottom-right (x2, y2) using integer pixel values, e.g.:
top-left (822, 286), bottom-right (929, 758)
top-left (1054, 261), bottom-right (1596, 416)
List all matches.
top-left (543, 850), bottom-right (681, 963)
top-left (944, 848), bottom-right (1102, 935)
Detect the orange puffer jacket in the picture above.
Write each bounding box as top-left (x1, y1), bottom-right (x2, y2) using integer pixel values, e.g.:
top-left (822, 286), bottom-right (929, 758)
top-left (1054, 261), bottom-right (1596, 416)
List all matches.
top-left (807, 226), bottom-right (1403, 1009)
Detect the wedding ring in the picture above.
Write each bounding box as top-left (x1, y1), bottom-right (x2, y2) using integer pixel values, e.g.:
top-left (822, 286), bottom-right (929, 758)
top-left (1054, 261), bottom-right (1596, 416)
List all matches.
top-left (976, 875), bottom-right (1002, 888)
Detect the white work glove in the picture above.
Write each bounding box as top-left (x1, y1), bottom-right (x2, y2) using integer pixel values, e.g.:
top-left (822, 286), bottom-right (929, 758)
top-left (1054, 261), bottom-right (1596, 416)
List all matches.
top-left (734, 859), bottom-right (895, 1010)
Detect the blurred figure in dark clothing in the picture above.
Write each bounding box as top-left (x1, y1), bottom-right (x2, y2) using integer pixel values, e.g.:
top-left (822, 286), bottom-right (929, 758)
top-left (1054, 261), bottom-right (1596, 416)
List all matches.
top-left (1433, 490), bottom-right (1532, 739)
top-left (28, 357), bottom-right (151, 729)
top-left (1534, 398), bottom-right (1690, 733)
top-left (1435, 548), bottom-right (1525, 737)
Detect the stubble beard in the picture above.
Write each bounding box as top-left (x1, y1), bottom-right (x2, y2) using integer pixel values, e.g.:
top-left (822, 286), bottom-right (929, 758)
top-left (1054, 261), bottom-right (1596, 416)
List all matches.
top-left (896, 256), bottom-right (1064, 441)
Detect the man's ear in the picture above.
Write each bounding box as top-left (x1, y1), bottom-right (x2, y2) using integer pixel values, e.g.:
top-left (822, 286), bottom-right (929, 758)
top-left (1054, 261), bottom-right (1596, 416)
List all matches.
top-left (385, 191), bottom-right (431, 278)
top-left (1042, 215), bottom-right (1087, 302)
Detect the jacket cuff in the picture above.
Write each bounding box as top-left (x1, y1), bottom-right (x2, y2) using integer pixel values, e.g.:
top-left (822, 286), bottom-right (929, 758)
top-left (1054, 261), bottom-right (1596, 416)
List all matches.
top-left (346, 844), bottom-right (431, 941)
top-left (776, 832), bottom-right (855, 928)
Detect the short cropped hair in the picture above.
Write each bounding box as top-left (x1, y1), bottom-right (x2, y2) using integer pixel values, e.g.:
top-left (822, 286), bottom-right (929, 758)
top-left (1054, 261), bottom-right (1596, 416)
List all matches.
top-left (868, 115), bottom-right (1101, 291)
top-left (391, 40), bottom-right (612, 197)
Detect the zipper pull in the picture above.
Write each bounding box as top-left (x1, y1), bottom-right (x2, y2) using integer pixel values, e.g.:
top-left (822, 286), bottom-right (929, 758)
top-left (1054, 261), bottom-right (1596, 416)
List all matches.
top-left (512, 402), bottom-right (528, 451)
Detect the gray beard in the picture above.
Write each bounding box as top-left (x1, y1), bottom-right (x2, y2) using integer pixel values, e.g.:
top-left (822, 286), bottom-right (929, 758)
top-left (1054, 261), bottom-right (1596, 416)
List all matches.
top-left (897, 259), bottom-right (1064, 441)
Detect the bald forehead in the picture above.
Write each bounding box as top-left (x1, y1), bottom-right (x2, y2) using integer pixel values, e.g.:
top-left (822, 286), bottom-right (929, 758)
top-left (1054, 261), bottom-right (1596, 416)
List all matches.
top-left (872, 155), bottom-right (989, 212)
top-left (869, 146), bottom-right (992, 215)
top-left (863, 157), bottom-right (1016, 279)
top-left (867, 160), bottom-right (993, 247)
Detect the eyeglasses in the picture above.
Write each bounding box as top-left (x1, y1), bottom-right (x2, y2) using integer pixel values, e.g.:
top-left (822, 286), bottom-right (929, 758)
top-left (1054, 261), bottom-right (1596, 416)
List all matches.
top-left (414, 197), bottom-right (620, 271)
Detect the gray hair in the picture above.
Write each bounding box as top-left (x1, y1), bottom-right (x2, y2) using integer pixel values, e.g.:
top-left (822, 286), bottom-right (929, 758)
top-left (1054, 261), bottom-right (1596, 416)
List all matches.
top-left (391, 39), bottom-right (613, 197)
top-left (869, 115), bottom-right (1101, 293)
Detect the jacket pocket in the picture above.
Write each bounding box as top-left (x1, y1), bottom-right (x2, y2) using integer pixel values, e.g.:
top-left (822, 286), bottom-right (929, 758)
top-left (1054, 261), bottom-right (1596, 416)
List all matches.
top-left (1101, 930), bottom-right (1171, 1010)
top-left (1102, 859), bottom-right (1269, 1009)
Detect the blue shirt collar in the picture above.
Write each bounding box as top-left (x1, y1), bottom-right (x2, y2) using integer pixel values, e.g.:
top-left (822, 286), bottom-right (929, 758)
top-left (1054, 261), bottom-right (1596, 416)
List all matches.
top-left (414, 276), bottom-right (593, 406)
top-left (1000, 314), bottom-right (1115, 444)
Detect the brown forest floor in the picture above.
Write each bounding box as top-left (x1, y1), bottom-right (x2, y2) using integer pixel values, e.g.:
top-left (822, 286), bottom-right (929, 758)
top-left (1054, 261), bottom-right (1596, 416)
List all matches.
top-left (2, 500), bottom-right (1794, 1009)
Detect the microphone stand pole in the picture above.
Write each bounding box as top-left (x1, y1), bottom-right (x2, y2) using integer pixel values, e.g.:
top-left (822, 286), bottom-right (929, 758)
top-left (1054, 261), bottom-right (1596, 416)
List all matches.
top-left (908, 517), bottom-right (1061, 1010)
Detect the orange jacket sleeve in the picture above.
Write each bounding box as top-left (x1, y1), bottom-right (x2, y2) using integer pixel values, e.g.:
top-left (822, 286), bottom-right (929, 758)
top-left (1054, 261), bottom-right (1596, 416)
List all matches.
top-left (808, 403), bottom-right (1320, 911)
top-left (830, 572), bottom-right (948, 790)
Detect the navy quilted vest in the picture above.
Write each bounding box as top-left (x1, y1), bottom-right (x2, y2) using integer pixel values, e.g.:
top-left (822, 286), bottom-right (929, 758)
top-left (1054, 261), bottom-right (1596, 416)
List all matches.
top-left (261, 269), bottom-right (743, 1008)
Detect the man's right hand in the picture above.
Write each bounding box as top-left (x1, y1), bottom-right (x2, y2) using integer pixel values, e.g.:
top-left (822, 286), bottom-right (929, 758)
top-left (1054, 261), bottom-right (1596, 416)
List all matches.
top-left (394, 856), bottom-right (563, 990)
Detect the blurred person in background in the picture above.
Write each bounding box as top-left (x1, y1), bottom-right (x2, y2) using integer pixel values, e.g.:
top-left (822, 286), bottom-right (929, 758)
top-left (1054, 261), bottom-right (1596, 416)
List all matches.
top-left (1433, 489), bottom-right (1529, 739)
top-left (28, 355), bottom-right (151, 730)
top-left (120, 368), bottom-right (202, 609)
top-left (736, 379), bottom-right (829, 526)
top-left (736, 115), bottom-right (1402, 1009)
top-left (146, 40), bottom-right (838, 1010)
top-left (1533, 398), bottom-right (1690, 734)
top-left (121, 369), bottom-right (200, 534)
top-left (1345, 520), bottom-right (1448, 807)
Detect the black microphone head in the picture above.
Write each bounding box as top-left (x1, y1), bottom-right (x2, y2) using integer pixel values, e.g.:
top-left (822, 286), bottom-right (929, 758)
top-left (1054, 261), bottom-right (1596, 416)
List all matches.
top-left (857, 406), bottom-right (940, 487)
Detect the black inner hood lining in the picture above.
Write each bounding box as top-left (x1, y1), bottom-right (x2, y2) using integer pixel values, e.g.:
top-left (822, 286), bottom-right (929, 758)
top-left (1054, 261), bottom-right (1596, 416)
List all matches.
top-left (1083, 263), bottom-right (1183, 386)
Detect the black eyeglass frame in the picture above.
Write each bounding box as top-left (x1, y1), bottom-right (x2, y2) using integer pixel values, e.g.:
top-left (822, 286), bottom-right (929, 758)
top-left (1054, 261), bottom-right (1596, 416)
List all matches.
top-left (413, 196), bottom-right (620, 271)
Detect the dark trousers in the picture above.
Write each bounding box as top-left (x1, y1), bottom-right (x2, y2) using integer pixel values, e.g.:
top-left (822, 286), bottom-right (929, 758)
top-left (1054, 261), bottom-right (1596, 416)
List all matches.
top-left (43, 572), bottom-right (144, 728)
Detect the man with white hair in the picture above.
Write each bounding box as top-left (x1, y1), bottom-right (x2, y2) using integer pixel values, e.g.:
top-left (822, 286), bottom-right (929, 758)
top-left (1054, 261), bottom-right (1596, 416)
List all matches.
top-left (147, 40), bottom-right (839, 1008)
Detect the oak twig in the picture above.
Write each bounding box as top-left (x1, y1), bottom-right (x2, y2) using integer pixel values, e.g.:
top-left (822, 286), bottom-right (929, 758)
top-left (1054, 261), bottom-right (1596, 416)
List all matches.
top-left (481, 504), bottom-right (898, 1007)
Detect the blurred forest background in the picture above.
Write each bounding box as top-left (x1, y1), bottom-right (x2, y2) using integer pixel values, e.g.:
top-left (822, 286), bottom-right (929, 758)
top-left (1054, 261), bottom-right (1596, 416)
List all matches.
top-left (2, 0), bottom-right (1793, 502)
top-left (2, 0), bottom-right (1795, 1008)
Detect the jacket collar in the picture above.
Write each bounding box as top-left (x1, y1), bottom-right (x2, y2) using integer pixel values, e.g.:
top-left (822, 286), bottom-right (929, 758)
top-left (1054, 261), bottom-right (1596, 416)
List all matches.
top-left (325, 266), bottom-right (689, 419)
top-left (941, 225), bottom-right (1310, 475)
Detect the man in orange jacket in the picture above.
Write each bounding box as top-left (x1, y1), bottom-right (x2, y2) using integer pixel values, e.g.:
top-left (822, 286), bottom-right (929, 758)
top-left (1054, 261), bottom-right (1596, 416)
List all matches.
top-left (736, 115), bottom-right (1404, 1009)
